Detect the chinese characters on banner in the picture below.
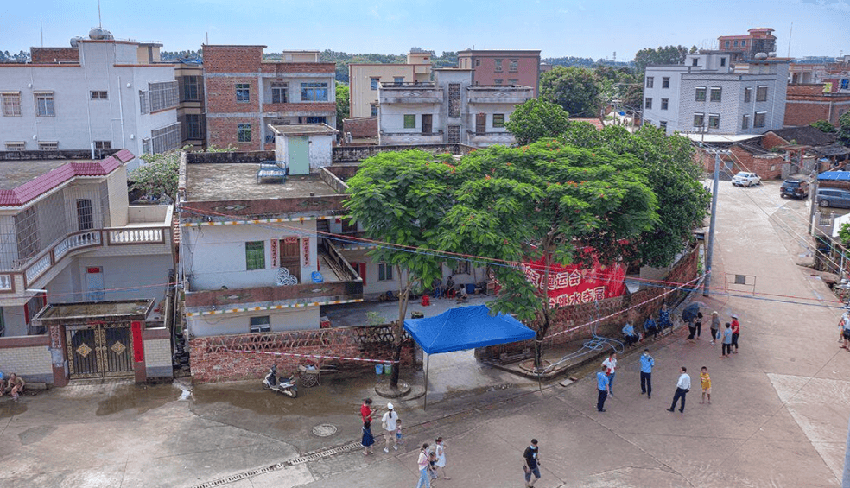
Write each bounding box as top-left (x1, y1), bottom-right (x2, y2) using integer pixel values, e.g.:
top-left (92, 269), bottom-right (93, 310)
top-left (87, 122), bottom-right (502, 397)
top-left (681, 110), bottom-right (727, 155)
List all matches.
top-left (302, 237), bottom-right (310, 267)
top-left (521, 255), bottom-right (626, 308)
top-left (270, 239), bottom-right (278, 268)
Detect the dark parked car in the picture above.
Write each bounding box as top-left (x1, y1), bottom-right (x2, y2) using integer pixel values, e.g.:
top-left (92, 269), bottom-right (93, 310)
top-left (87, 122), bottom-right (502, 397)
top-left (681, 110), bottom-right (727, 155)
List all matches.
top-left (816, 188), bottom-right (850, 208)
top-left (780, 180), bottom-right (809, 199)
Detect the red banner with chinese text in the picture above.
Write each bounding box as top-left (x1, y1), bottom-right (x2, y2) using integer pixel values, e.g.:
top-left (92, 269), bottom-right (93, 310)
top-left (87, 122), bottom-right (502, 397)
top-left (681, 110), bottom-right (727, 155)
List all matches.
top-left (131, 321), bottom-right (145, 363)
top-left (521, 255), bottom-right (626, 308)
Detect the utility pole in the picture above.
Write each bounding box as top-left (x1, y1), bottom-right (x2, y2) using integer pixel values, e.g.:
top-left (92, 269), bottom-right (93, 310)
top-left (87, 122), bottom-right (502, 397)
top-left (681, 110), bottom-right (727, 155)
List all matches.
top-left (703, 151), bottom-right (722, 296)
top-left (808, 171), bottom-right (819, 236)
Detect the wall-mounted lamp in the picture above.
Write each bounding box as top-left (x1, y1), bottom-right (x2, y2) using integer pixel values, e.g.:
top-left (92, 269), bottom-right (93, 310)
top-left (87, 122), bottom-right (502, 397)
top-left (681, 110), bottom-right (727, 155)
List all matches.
top-left (126, 82), bottom-right (131, 88)
top-left (130, 134), bottom-right (135, 140)
top-left (32, 135), bottom-right (37, 140)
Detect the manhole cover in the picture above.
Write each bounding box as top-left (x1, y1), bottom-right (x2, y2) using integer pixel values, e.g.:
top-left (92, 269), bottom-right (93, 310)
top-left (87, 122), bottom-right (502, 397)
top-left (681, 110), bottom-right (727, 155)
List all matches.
top-left (312, 423), bottom-right (338, 437)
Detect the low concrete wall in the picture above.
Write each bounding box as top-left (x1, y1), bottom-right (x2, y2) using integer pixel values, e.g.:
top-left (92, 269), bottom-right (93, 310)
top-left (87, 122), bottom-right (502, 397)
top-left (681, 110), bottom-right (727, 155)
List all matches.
top-left (0, 335), bottom-right (54, 383)
top-left (333, 143), bottom-right (476, 163)
top-left (0, 149), bottom-right (119, 161)
top-left (143, 328), bottom-right (173, 379)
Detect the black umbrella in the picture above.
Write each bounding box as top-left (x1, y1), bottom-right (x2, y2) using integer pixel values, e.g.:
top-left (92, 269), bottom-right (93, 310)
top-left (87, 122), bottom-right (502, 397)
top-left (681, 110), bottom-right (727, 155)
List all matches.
top-left (681, 301), bottom-right (705, 322)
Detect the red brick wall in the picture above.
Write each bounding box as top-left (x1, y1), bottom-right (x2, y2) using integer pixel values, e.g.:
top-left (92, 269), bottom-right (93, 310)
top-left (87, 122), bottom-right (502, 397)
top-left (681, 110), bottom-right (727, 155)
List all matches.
top-left (260, 62), bottom-right (335, 74)
top-left (787, 84), bottom-right (826, 96)
top-left (189, 326), bottom-right (414, 382)
top-left (762, 132), bottom-right (789, 150)
top-left (343, 117), bottom-right (378, 139)
top-left (205, 77), bottom-right (257, 114)
top-left (30, 47), bottom-right (79, 63)
top-left (729, 145), bottom-right (784, 180)
top-left (207, 116), bottom-right (260, 150)
top-left (202, 45), bottom-right (263, 73)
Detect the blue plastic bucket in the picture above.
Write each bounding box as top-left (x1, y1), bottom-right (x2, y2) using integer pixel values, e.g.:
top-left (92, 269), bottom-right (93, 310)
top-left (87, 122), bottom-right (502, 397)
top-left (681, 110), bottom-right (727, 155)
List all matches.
top-left (375, 363), bottom-right (384, 375)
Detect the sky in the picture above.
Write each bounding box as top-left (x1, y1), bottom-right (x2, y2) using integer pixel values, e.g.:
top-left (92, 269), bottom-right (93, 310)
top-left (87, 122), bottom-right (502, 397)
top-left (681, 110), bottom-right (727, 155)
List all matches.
top-left (0, 0), bottom-right (848, 60)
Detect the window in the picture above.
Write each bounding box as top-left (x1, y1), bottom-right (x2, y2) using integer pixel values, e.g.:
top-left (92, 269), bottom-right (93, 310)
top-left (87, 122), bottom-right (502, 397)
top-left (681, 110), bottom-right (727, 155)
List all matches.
top-left (494, 79), bottom-right (503, 85)
top-left (645, 97), bottom-right (652, 109)
top-left (370, 103), bottom-right (378, 117)
top-left (508, 79), bottom-right (518, 85)
top-left (90, 91), bottom-right (108, 100)
top-left (236, 83), bottom-right (250, 103)
top-left (492, 113), bottom-right (505, 128)
top-left (455, 261), bottom-right (471, 275)
top-left (754, 111), bottom-right (766, 128)
top-left (2, 92), bottom-right (22, 116)
top-left (94, 141), bottom-right (111, 150)
top-left (150, 123), bottom-right (181, 154)
top-left (15, 206), bottom-right (40, 260)
top-left (76, 199), bottom-right (94, 231)
top-left (475, 59), bottom-right (480, 67)
top-left (756, 86), bottom-right (768, 102)
top-left (693, 113), bottom-right (705, 127)
top-left (237, 123), bottom-right (252, 143)
top-left (741, 114), bottom-right (750, 130)
top-left (841, 79), bottom-right (849, 90)
top-left (710, 87), bottom-right (721, 102)
top-left (249, 316), bottom-right (271, 333)
top-left (148, 81), bottom-right (179, 112)
top-left (142, 138), bottom-right (151, 155)
top-left (741, 40), bottom-right (746, 47)
top-left (403, 114), bottom-right (415, 129)
top-left (186, 114), bottom-right (203, 140)
top-left (662, 77), bottom-right (670, 88)
top-left (4, 142), bottom-right (24, 150)
top-left (708, 114), bottom-right (720, 129)
top-left (725, 41), bottom-right (730, 48)
top-left (646, 77), bottom-right (654, 88)
top-left (38, 141), bottom-right (58, 150)
top-left (306, 116), bottom-right (327, 124)
top-left (448, 83), bottom-right (461, 117)
top-left (733, 41), bottom-right (739, 47)
top-left (370, 77), bottom-right (379, 90)
top-left (394, 77), bottom-right (404, 86)
top-left (509, 59), bottom-right (518, 72)
top-left (659, 121), bottom-right (667, 130)
top-left (692, 58), bottom-right (699, 67)
top-left (35, 92), bottom-right (55, 116)
top-left (301, 82), bottom-right (328, 101)
top-left (661, 98), bottom-right (669, 110)
top-left (245, 241), bottom-right (265, 270)
top-left (720, 58), bottom-right (727, 67)
top-left (378, 262), bottom-right (393, 281)
top-left (744, 87), bottom-right (752, 103)
top-left (139, 90), bottom-right (148, 114)
top-left (181, 76), bottom-right (202, 101)
top-left (494, 59), bottom-right (503, 72)
top-left (271, 82), bottom-right (288, 104)
top-left (695, 87), bottom-right (706, 101)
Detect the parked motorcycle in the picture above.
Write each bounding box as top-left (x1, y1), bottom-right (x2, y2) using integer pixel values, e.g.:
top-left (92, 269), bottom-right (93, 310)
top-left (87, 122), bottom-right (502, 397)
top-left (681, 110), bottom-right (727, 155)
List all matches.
top-left (262, 365), bottom-right (298, 398)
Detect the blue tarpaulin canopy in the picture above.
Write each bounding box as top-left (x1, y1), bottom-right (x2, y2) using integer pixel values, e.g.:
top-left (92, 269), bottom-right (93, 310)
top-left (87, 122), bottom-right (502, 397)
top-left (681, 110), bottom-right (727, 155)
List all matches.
top-left (403, 305), bottom-right (535, 355)
top-left (818, 171), bottom-right (850, 181)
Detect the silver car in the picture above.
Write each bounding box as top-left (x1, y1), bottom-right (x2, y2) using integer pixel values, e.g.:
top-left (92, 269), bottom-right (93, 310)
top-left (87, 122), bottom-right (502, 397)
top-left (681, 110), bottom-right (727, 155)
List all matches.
top-left (732, 172), bottom-right (761, 187)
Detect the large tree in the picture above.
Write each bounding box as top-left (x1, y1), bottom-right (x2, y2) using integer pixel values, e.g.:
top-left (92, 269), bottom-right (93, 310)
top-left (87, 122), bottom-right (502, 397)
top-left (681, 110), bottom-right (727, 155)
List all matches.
top-left (633, 45), bottom-right (694, 73)
top-left (505, 98), bottom-right (571, 145)
top-left (561, 123), bottom-right (710, 267)
top-left (335, 82), bottom-right (350, 132)
top-left (540, 66), bottom-right (601, 118)
top-left (344, 150), bottom-right (454, 388)
top-left (839, 111), bottom-right (850, 147)
top-left (438, 140), bottom-right (658, 367)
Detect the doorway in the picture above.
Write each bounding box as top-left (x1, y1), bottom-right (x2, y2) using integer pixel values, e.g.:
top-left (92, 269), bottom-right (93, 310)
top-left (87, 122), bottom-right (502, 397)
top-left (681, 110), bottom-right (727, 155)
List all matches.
top-left (66, 323), bottom-right (134, 378)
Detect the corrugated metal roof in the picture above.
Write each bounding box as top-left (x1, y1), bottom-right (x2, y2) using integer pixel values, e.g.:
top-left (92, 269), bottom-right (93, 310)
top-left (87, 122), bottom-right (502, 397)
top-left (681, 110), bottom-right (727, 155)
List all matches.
top-left (817, 170), bottom-right (850, 181)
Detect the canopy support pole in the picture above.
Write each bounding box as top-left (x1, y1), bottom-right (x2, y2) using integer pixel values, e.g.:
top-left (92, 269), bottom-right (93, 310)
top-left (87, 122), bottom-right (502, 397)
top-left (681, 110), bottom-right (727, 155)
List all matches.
top-left (424, 353), bottom-right (430, 410)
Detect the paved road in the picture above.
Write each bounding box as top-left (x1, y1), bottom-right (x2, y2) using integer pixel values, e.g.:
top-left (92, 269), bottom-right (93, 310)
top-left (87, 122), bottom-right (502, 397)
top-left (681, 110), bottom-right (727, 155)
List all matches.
top-left (1, 179), bottom-right (846, 488)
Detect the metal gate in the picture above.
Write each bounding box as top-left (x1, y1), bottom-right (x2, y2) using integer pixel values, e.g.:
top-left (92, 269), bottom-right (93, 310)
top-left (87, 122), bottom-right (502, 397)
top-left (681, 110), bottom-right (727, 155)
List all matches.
top-left (66, 323), bottom-right (134, 378)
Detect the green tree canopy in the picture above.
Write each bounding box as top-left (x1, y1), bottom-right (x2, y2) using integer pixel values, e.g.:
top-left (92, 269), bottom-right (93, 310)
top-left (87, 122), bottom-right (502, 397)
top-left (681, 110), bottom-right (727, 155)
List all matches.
top-left (540, 66), bottom-right (601, 118)
top-left (335, 82), bottom-right (349, 131)
top-left (839, 111), bottom-right (850, 146)
top-left (633, 45), bottom-right (694, 73)
top-left (505, 98), bottom-right (571, 145)
top-left (810, 119), bottom-right (837, 133)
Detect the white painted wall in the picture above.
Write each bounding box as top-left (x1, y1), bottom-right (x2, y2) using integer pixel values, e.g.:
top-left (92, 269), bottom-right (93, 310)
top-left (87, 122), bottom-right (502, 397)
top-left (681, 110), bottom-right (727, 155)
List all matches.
top-left (188, 307), bottom-right (319, 337)
top-left (47, 254), bottom-right (172, 304)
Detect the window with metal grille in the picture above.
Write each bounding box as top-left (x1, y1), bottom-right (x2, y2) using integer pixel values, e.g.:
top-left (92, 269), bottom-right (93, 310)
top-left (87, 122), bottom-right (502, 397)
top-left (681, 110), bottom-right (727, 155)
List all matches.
top-left (249, 316), bottom-right (271, 333)
top-left (378, 262), bottom-right (393, 281)
top-left (661, 98), bottom-right (669, 110)
top-left (508, 79), bottom-right (518, 85)
top-left (237, 123), bottom-right (252, 143)
top-left (662, 77), bottom-right (670, 88)
top-left (494, 79), bottom-right (503, 85)
top-left (492, 113), bottom-right (505, 128)
top-left (35, 92), bottom-right (55, 116)
top-left (371, 78), bottom-right (379, 90)
top-left (754, 111), bottom-right (766, 128)
top-left (756, 86), bottom-right (768, 102)
top-left (710, 87), bottom-right (721, 102)
top-left (5, 142), bottom-right (24, 150)
top-left (94, 141), bottom-right (111, 150)
top-left (142, 138), bottom-right (151, 155)
top-left (306, 116), bottom-right (327, 124)
top-left (370, 104), bottom-right (377, 117)
top-left (660, 121), bottom-right (667, 130)
top-left (148, 81), bottom-right (178, 112)
top-left (139, 90), bottom-right (149, 114)
top-left (38, 141), bottom-right (58, 150)
top-left (448, 83), bottom-right (461, 117)
top-left (90, 91), bottom-right (108, 100)
top-left (181, 76), bottom-right (202, 101)
top-left (741, 114), bottom-right (750, 130)
top-left (245, 241), bottom-right (265, 270)
top-left (494, 59), bottom-right (503, 72)
top-left (744, 87), bottom-right (752, 103)
top-left (76, 199), bottom-right (94, 231)
top-left (403, 114), bottom-right (415, 129)
top-left (695, 87), bottom-right (706, 101)
top-left (509, 59), bottom-right (518, 72)
top-left (394, 77), bottom-right (404, 86)
top-left (693, 113), bottom-right (704, 127)
top-left (708, 114), bottom-right (720, 129)
top-left (15, 206), bottom-right (40, 261)
top-left (150, 123), bottom-right (181, 154)
top-left (271, 82), bottom-right (288, 104)
top-left (2, 92), bottom-right (21, 116)
top-left (301, 82), bottom-right (328, 101)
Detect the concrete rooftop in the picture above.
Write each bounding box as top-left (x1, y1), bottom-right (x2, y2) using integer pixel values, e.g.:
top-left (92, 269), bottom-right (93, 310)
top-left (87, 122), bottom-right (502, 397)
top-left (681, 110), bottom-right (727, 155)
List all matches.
top-left (0, 160), bottom-right (75, 190)
top-left (184, 163), bottom-right (340, 202)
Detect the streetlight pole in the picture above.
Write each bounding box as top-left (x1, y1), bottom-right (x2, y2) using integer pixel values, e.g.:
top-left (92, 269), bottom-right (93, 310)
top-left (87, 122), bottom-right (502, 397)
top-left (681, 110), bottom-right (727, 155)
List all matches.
top-left (703, 151), bottom-right (722, 296)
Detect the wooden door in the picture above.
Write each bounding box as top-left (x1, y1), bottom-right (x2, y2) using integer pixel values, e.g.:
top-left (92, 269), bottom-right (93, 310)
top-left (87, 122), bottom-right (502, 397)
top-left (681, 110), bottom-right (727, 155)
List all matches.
top-left (422, 114), bottom-right (433, 134)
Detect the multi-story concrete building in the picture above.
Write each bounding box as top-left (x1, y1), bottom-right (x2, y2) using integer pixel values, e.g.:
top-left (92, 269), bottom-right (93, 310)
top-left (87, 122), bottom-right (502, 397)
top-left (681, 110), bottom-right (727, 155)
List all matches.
top-left (0, 149), bottom-right (175, 384)
top-left (377, 68), bottom-right (533, 147)
top-left (174, 61), bottom-right (206, 149)
top-left (457, 49), bottom-right (542, 96)
top-left (348, 49), bottom-right (433, 119)
top-left (202, 45), bottom-right (336, 151)
top-left (643, 52), bottom-right (789, 136)
top-left (0, 29), bottom-right (181, 170)
top-left (718, 28), bottom-right (778, 61)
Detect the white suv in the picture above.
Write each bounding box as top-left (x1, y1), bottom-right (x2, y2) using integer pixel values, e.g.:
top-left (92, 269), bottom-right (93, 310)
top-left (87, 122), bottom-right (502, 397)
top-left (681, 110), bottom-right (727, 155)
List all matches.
top-left (732, 172), bottom-right (761, 187)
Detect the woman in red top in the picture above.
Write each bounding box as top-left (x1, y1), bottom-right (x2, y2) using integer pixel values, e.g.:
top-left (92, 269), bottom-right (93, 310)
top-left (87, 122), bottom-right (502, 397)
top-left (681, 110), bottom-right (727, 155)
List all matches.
top-left (731, 315), bottom-right (740, 353)
top-left (360, 398), bottom-right (373, 424)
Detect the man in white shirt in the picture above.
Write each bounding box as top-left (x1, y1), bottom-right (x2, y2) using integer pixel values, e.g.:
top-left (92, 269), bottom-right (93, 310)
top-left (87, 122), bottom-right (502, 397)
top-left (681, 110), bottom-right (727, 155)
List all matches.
top-left (382, 402), bottom-right (398, 453)
top-left (667, 366), bottom-right (691, 413)
top-left (602, 353), bottom-right (618, 395)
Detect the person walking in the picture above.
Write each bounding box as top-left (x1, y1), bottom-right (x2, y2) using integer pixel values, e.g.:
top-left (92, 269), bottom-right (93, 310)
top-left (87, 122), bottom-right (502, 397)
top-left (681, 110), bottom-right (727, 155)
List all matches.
top-left (434, 437), bottom-right (450, 479)
top-left (597, 365), bottom-right (610, 412)
top-left (721, 323), bottom-right (733, 358)
top-left (639, 349), bottom-right (654, 399)
top-left (382, 402), bottom-right (398, 453)
top-left (842, 314), bottom-right (850, 350)
top-left (667, 366), bottom-right (691, 413)
top-left (699, 366), bottom-right (712, 404)
top-left (731, 315), bottom-right (741, 353)
top-left (522, 439), bottom-right (541, 487)
top-left (361, 420), bottom-right (375, 455)
top-left (415, 443), bottom-right (431, 488)
top-left (709, 312), bottom-right (721, 345)
top-left (602, 352), bottom-right (618, 395)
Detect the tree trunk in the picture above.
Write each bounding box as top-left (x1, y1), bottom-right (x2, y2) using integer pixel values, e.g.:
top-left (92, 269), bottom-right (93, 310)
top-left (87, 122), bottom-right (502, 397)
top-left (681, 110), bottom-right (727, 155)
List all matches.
top-left (390, 265), bottom-right (412, 389)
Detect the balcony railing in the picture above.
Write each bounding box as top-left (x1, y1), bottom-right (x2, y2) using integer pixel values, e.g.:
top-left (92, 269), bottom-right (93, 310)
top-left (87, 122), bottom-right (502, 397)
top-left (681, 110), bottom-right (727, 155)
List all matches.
top-left (107, 227), bottom-right (165, 245)
top-left (54, 230), bottom-right (101, 262)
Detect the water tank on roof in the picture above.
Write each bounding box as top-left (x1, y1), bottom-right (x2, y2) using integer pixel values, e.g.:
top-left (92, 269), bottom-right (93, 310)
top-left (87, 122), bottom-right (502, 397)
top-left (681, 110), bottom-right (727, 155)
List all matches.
top-left (70, 36), bottom-right (85, 47)
top-left (89, 27), bottom-right (114, 40)
top-left (754, 53), bottom-right (768, 60)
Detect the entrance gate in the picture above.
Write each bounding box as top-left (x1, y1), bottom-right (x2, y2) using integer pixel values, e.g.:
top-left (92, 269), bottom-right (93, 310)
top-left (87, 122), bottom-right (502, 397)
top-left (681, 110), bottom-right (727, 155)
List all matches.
top-left (66, 323), bottom-right (135, 378)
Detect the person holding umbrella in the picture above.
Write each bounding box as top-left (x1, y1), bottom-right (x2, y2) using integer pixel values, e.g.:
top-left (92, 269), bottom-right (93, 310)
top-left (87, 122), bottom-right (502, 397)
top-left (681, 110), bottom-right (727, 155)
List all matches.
top-left (681, 302), bottom-right (705, 343)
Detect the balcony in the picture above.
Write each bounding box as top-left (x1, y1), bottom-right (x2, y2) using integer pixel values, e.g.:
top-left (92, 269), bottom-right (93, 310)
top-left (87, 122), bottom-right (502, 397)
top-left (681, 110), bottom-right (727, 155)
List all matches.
top-left (379, 82), bottom-right (443, 104)
top-left (466, 86), bottom-right (534, 104)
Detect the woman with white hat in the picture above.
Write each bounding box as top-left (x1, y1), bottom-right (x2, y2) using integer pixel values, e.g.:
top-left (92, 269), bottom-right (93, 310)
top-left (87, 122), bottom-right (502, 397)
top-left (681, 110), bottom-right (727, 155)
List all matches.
top-left (381, 402), bottom-right (398, 453)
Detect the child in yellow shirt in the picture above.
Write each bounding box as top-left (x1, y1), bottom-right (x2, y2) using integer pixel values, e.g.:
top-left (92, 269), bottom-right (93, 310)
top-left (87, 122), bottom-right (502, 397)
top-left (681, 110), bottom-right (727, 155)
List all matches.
top-left (700, 366), bottom-right (711, 404)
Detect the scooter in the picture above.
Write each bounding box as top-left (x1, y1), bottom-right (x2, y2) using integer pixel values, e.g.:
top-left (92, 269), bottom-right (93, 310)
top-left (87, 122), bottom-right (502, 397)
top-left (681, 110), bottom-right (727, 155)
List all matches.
top-left (262, 365), bottom-right (298, 398)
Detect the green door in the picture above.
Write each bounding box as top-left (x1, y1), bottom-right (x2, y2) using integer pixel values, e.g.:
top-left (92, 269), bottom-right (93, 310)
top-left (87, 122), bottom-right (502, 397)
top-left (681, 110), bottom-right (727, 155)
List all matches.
top-left (288, 136), bottom-right (310, 175)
